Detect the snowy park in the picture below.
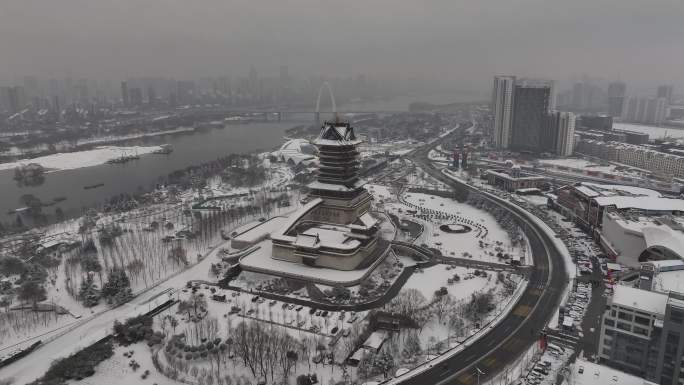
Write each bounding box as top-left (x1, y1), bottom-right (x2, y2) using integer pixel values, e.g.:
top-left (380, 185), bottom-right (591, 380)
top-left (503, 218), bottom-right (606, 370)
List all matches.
top-left (0, 142), bottom-right (531, 385)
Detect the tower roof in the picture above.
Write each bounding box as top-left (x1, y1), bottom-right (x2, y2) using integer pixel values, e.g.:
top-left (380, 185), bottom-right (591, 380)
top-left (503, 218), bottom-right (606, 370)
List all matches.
top-left (314, 121), bottom-right (362, 146)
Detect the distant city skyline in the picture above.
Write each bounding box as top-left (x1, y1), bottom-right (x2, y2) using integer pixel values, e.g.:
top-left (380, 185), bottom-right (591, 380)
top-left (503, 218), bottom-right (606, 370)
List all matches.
top-left (2, 0), bottom-right (684, 93)
top-left (2, 70), bottom-right (680, 106)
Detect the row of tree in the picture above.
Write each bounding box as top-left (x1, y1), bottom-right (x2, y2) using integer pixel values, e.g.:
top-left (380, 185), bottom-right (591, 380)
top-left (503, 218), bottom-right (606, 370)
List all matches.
top-left (77, 267), bottom-right (133, 307)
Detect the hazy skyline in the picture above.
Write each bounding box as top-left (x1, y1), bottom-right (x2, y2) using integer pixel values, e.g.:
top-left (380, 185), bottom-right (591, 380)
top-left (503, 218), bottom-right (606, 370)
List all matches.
top-left (2, 0), bottom-right (684, 93)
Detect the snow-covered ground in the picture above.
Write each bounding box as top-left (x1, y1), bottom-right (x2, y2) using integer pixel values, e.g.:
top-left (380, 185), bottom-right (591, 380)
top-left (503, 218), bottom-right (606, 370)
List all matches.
top-left (403, 265), bottom-right (489, 300)
top-left (0, 234), bottom-right (229, 384)
top-left (538, 157), bottom-right (646, 178)
top-left (0, 197), bottom-right (299, 378)
top-left (66, 343), bottom-right (176, 385)
top-left (1, 150), bottom-right (543, 385)
top-left (402, 193), bottom-right (527, 264)
top-left (0, 145), bottom-right (164, 172)
top-left (385, 270), bottom-right (528, 385)
top-left (366, 184), bottom-right (394, 201)
top-left (402, 264), bottom-right (515, 349)
top-left (201, 160), bottom-right (295, 199)
top-left (428, 149), bottom-right (450, 163)
top-left (359, 140), bottom-right (421, 157)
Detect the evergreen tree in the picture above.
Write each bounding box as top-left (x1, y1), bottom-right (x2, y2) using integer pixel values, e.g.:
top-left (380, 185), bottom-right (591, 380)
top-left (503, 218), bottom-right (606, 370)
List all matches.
top-left (402, 331), bottom-right (422, 358)
top-left (17, 280), bottom-right (46, 308)
top-left (356, 352), bottom-right (374, 379)
top-left (374, 350), bottom-right (396, 378)
top-left (101, 268), bottom-right (133, 305)
top-left (78, 274), bottom-right (100, 307)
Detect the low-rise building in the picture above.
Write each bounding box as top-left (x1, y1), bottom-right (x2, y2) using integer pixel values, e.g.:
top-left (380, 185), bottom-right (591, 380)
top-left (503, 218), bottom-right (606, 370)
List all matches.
top-left (569, 358), bottom-right (657, 385)
top-left (600, 211), bottom-right (684, 267)
top-left (599, 285), bottom-right (684, 384)
top-left (484, 166), bottom-right (546, 192)
top-left (599, 285), bottom-right (666, 378)
top-left (638, 260), bottom-right (684, 293)
top-left (576, 139), bottom-right (684, 180)
top-left (552, 182), bottom-right (664, 230)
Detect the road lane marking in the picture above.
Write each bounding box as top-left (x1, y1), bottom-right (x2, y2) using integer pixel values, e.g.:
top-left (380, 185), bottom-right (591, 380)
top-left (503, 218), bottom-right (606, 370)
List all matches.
top-left (513, 305), bottom-right (532, 317)
top-left (457, 373), bottom-right (474, 384)
top-left (529, 288), bottom-right (543, 296)
top-left (482, 357), bottom-right (497, 368)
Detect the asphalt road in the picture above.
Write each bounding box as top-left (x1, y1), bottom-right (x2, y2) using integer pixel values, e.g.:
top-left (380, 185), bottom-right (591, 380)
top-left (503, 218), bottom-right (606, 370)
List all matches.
top-left (396, 134), bottom-right (569, 385)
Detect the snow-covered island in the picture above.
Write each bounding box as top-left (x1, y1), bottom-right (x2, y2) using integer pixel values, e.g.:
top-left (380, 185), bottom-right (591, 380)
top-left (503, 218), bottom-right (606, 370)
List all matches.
top-left (0, 145), bottom-right (164, 173)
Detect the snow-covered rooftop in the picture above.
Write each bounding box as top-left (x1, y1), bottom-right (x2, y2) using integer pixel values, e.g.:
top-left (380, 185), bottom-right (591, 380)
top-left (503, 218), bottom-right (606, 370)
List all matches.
top-left (349, 212), bottom-right (378, 230)
top-left (644, 259), bottom-right (684, 270)
top-left (582, 182), bottom-right (661, 198)
top-left (570, 358), bottom-right (657, 385)
top-left (271, 198), bottom-right (323, 242)
top-left (642, 225), bottom-right (684, 261)
top-left (239, 239), bottom-right (386, 285)
top-left (308, 180), bottom-right (365, 192)
top-left (653, 269), bottom-right (684, 293)
top-left (594, 196), bottom-right (684, 211)
top-left (485, 169), bottom-right (545, 181)
top-left (314, 122), bottom-right (362, 146)
top-left (294, 233), bottom-right (319, 248)
top-left (273, 138), bottom-right (317, 165)
top-left (302, 226), bottom-right (360, 250)
top-left (576, 185), bottom-right (600, 197)
top-left (611, 285), bottom-right (668, 315)
top-left (232, 216), bottom-right (290, 244)
top-left (363, 331), bottom-right (387, 350)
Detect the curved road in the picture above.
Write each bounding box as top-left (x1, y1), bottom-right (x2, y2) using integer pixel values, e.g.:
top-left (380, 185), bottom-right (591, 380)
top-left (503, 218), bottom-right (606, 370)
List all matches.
top-left (395, 131), bottom-right (568, 385)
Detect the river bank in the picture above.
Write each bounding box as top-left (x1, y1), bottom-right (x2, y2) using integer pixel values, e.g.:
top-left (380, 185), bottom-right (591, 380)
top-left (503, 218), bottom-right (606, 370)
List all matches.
top-left (0, 122), bottom-right (297, 226)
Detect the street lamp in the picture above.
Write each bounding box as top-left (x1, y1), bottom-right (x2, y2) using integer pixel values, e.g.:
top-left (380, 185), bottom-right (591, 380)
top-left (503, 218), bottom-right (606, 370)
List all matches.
top-left (475, 366), bottom-right (485, 385)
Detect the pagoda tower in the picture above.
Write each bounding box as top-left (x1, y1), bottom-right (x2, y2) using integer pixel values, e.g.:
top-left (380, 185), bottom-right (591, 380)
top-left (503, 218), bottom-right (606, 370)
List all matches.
top-left (307, 121), bottom-right (373, 225)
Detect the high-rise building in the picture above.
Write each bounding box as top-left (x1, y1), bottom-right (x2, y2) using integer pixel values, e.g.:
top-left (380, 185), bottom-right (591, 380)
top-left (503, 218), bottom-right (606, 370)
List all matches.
top-left (570, 81), bottom-right (606, 112)
top-left (572, 82), bottom-right (584, 109)
top-left (176, 81), bottom-right (195, 105)
top-left (623, 97), bottom-right (667, 125)
top-left (279, 65), bottom-right (291, 102)
top-left (76, 78), bottom-right (89, 105)
top-left (279, 65), bottom-right (289, 85)
top-left (120, 81), bottom-right (129, 107)
top-left (249, 65), bottom-right (259, 99)
top-left (645, 98), bottom-right (668, 125)
top-left (547, 111), bottom-right (576, 156)
top-left (129, 87), bottom-right (143, 107)
top-left (510, 78), bottom-right (553, 153)
top-left (608, 81), bottom-right (626, 117)
top-left (579, 115), bottom-right (613, 131)
top-left (657, 85), bottom-right (674, 105)
top-left (22, 76), bottom-right (39, 101)
top-left (491, 76), bottom-right (516, 149)
top-left (147, 86), bottom-right (156, 106)
top-left (556, 89), bottom-right (573, 109)
top-left (0, 86), bottom-right (27, 114)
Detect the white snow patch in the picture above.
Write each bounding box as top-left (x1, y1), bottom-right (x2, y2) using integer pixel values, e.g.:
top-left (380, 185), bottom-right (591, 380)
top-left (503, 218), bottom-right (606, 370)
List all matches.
top-left (0, 145), bottom-right (163, 172)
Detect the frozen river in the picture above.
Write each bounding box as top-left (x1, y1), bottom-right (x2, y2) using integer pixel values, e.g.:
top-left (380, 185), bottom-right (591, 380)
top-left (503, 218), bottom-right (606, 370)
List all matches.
top-left (0, 122), bottom-right (294, 224)
top-left (0, 92), bottom-right (483, 227)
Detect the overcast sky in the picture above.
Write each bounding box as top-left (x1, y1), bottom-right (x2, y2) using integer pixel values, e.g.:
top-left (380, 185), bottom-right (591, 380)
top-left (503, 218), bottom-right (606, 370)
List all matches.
top-left (1, 0), bottom-right (683, 93)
